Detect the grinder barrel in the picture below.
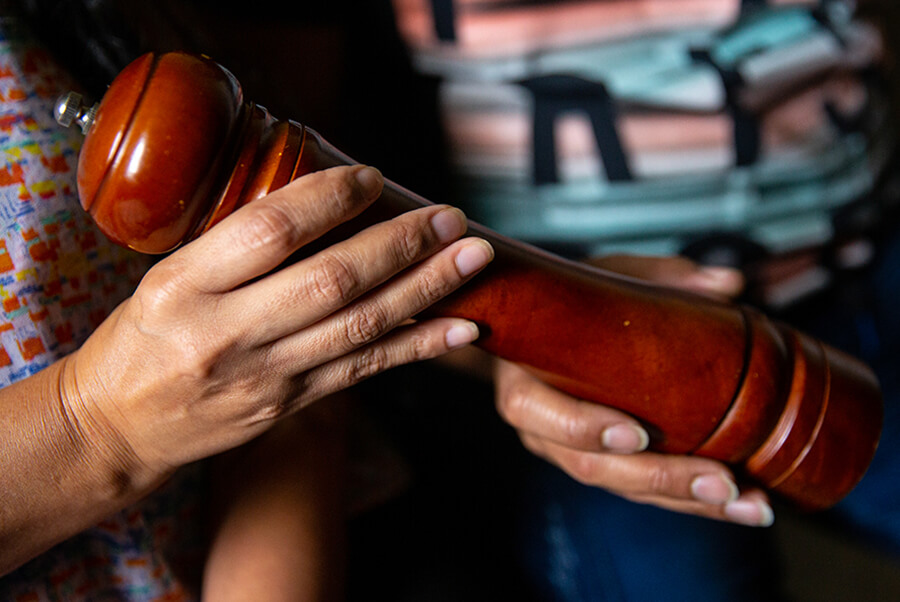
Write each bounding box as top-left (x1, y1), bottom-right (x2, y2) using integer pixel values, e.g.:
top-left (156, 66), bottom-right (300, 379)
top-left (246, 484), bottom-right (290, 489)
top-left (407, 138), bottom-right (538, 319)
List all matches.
top-left (59, 52), bottom-right (882, 509)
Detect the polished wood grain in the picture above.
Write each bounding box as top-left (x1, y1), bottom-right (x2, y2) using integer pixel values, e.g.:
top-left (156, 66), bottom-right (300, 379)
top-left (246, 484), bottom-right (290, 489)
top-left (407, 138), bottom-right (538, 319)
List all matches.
top-left (75, 51), bottom-right (882, 509)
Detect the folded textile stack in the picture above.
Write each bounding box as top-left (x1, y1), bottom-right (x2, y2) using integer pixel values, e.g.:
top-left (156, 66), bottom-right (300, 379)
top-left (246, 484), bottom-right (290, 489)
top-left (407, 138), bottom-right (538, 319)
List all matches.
top-left (393, 0), bottom-right (896, 306)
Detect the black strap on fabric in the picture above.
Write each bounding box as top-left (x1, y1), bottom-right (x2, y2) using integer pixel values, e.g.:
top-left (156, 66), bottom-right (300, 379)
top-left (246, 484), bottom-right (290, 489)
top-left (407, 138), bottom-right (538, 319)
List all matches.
top-left (520, 75), bottom-right (632, 185)
top-left (690, 49), bottom-right (761, 167)
top-left (430, 0), bottom-right (457, 41)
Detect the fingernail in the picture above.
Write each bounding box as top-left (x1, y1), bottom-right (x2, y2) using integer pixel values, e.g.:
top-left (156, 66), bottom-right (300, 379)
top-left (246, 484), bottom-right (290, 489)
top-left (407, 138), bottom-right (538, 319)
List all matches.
top-left (691, 474), bottom-right (739, 504)
top-left (601, 424), bottom-right (650, 453)
top-left (724, 499), bottom-right (775, 527)
top-left (431, 207), bottom-right (467, 243)
top-left (446, 321), bottom-right (479, 349)
top-left (354, 166), bottom-right (383, 198)
top-left (455, 239), bottom-right (494, 277)
top-left (697, 266), bottom-right (743, 291)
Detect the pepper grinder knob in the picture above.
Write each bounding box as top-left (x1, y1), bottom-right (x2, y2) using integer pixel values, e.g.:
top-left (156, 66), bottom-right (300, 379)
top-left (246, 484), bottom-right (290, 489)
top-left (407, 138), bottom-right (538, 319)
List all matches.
top-left (54, 91), bottom-right (98, 134)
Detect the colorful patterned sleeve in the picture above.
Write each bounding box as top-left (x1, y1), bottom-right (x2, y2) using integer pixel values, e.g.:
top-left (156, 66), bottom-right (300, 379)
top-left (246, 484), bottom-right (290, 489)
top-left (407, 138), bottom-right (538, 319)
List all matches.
top-left (0, 16), bottom-right (203, 602)
top-left (0, 17), bottom-right (152, 387)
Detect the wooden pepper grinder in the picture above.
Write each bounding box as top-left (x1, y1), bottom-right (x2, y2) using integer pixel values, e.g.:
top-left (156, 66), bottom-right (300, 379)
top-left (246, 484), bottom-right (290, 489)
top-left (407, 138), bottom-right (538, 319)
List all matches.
top-left (56, 51), bottom-right (881, 509)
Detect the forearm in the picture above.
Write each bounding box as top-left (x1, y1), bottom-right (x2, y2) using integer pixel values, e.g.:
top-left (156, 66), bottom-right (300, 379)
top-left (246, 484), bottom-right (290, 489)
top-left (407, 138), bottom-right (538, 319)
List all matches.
top-left (0, 354), bottom-right (166, 576)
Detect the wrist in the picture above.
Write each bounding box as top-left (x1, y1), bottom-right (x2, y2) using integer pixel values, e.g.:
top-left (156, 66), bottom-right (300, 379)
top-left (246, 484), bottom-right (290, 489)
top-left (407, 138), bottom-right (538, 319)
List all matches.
top-left (0, 352), bottom-right (170, 575)
top-left (54, 352), bottom-right (171, 501)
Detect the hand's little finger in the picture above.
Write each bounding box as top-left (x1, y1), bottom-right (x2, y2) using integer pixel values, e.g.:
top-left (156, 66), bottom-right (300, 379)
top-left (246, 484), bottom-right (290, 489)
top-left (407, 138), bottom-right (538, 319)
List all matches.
top-left (625, 488), bottom-right (774, 527)
top-left (291, 318), bottom-right (481, 407)
top-left (520, 434), bottom-right (752, 522)
top-left (522, 434), bottom-right (739, 504)
top-left (723, 489), bottom-right (775, 527)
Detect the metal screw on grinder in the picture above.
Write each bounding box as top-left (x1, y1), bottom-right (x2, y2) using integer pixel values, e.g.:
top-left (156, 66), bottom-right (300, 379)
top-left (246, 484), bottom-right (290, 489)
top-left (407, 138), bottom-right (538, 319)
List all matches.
top-left (54, 91), bottom-right (98, 134)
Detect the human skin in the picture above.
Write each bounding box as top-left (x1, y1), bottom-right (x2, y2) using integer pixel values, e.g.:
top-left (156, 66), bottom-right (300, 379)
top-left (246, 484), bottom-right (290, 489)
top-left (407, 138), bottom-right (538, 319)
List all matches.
top-left (491, 255), bottom-right (774, 527)
top-left (202, 398), bottom-right (350, 602)
top-left (0, 165), bottom-right (494, 576)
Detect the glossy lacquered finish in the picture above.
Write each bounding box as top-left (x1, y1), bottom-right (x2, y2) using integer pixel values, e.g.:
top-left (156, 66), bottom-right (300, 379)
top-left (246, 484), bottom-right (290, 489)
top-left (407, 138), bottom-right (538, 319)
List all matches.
top-left (75, 52), bottom-right (882, 509)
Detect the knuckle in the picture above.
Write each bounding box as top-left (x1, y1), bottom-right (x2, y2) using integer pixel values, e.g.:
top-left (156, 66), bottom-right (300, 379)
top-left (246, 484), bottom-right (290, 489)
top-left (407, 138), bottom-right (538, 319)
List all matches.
top-left (414, 262), bottom-right (453, 306)
top-left (174, 347), bottom-right (215, 382)
top-left (496, 383), bottom-right (530, 425)
top-left (344, 303), bottom-right (390, 346)
top-left (284, 371), bottom-right (320, 409)
top-left (410, 330), bottom-right (437, 361)
top-left (132, 278), bottom-right (172, 319)
top-left (345, 345), bottom-right (390, 383)
top-left (221, 355), bottom-right (306, 424)
top-left (645, 464), bottom-right (676, 496)
top-left (388, 218), bottom-right (428, 265)
top-left (132, 262), bottom-right (192, 321)
top-left (321, 170), bottom-right (365, 216)
top-left (559, 412), bottom-right (591, 445)
top-left (243, 388), bottom-right (296, 424)
top-left (172, 331), bottom-right (240, 383)
top-left (308, 254), bottom-right (360, 309)
top-left (240, 203), bottom-right (301, 253)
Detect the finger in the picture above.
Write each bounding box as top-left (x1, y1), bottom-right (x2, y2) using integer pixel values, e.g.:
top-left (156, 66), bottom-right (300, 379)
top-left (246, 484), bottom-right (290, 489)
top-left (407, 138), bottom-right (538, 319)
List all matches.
top-left (494, 360), bottom-right (649, 454)
top-left (625, 488), bottom-right (774, 527)
top-left (620, 493), bottom-right (735, 521)
top-left (723, 488), bottom-right (775, 527)
top-left (521, 434), bottom-right (740, 505)
top-left (275, 237), bottom-right (493, 366)
top-left (291, 318), bottom-right (482, 410)
top-left (588, 254), bottom-right (745, 298)
top-left (230, 204), bottom-right (469, 343)
top-left (176, 165), bottom-right (384, 293)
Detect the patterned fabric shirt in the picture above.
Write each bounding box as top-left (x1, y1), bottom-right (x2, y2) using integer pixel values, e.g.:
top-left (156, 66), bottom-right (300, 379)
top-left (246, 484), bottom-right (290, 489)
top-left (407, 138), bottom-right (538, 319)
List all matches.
top-left (0, 15), bottom-right (204, 602)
